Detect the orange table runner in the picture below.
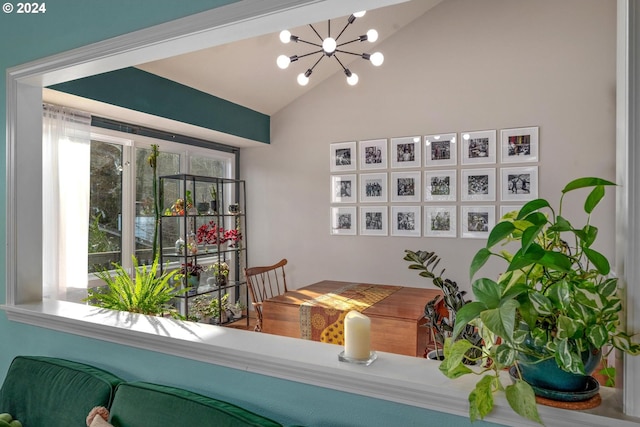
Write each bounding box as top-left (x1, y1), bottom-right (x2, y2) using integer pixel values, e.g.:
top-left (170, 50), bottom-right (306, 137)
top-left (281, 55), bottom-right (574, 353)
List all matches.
top-left (299, 283), bottom-right (401, 345)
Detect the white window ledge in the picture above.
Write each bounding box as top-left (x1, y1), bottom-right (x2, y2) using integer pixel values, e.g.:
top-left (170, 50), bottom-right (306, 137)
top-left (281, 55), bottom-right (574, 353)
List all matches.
top-left (3, 301), bottom-right (639, 427)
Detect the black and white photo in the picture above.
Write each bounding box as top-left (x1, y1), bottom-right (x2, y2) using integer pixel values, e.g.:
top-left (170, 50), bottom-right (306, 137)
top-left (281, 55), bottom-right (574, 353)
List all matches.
top-left (331, 174), bottom-right (357, 203)
top-left (501, 166), bottom-right (538, 201)
top-left (461, 168), bottom-right (496, 201)
top-left (391, 171), bottom-right (421, 202)
top-left (425, 170), bottom-right (456, 201)
top-left (500, 127), bottom-right (539, 163)
top-left (461, 206), bottom-right (495, 239)
top-left (461, 130), bottom-right (496, 165)
top-left (391, 206), bottom-right (421, 237)
top-left (359, 173), bottom-right (387, 203)
top-left (425, 133), bottom-right (457, 167)
top-left (359, 139), bottom-right (387, 170)
top-left (391, 136), bottom-right (421, 168)
top-left (329, 141), bottom-right (356, 172)
top-left (330, 207), bottom-right (357, 235)
top-left (360, 206), bottom-right (388, 236)
top-left (424, 206), bottom-right (456, 238)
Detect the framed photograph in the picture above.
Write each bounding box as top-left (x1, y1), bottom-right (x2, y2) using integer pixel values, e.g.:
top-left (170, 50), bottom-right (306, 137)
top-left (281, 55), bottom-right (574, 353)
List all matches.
top-left (461, 205), bottom-right (495, 239)
top-left (461, 168), bottom-right (496, 201)
top-left (359, 173), bottom-right (387, 203)
top-left (424, 170), bottom-right (456, 202)
top-left (330, 206), bottom-right (357, 235)
top-left (391, 136), bottom-right (422, 168)
top-left (391, 171), bottom-right (421, 202)
top-left (360, 206), bottom-right (388, 236)
top-left (500, 126), bottom-right (539, 163)
top-left (330, 174), bottom-right (356, 203)
top-left (391, 206), bottom-right (421, 237)
top-left (461, 130), bottom-right (496, 165)
top-left (359, 139), bottom-right (387, 170)
top-left (329, 141), bottom-right (356, 172)
top-left (424, 133), bottom-right (457, 167)
top-left (500, 205), bottom-right (524, 219)
top-left (424, 206), bottom-right (457, 238)
top-left (501, 166), bottom-right (538, 202)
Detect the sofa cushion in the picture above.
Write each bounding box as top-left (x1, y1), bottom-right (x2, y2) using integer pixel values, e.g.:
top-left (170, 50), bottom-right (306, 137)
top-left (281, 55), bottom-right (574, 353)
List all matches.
top-left (109, 382), bottom-right (283, 427)
top-left (0, 356), bottom-right (122, 427)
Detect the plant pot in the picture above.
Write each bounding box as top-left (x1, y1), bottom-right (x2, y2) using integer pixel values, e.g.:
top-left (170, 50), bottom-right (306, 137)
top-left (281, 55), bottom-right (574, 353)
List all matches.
top-left (426, 349), bottom-right (445, 361)
top-left (216, 275), bottom-right (227, 287)
top-left (186, 275), bottom-right (200, 296)
top-left (517, 344), bottom-right (601, 392)
top-left (197, 202), bottom-right (209, 214)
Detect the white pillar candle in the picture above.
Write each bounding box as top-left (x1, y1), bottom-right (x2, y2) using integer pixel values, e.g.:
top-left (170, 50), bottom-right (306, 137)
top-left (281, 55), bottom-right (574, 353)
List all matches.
top-left (344, 310), bottom-right (371, 359)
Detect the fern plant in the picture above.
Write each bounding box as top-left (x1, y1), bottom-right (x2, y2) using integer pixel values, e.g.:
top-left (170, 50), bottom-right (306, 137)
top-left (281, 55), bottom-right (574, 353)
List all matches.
top-left (85, 255), bottom-right (182, 317)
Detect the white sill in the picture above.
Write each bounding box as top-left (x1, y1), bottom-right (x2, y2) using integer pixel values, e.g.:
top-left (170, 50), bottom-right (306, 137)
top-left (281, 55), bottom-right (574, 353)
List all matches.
top-left (3, 301), bottom-right (639, 427)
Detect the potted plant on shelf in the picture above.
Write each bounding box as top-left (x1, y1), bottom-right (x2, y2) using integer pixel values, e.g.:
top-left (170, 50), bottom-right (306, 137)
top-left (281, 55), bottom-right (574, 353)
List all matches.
top-left (175, 262), bottom-right (204, 296)
top-left (188, 294), bottom-right (215, 323)
top-left (197, 220), bottom-right (227, 251)
top-left (210, 261), bottom-right (230, 286)
top-left (224, 227), bottom-right (242, 249)
top-left (441, 177), bottom-right (640, 424)
top-left (209, 293), bottom-right (230, 324)
top-left (85, 255), bottom-right (182, 318)
top-left (403, 250), bottom-right (482, 361)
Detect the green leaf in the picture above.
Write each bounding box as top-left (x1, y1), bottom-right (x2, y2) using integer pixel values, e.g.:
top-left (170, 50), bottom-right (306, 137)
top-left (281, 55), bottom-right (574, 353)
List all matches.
top-left (505, 380), bottom-right (543, 425)
top-left (521, 224), bottom-right (544, 254)
top-left (529, 292), bottom-right (554, 316)
top-left (472, 278), bottom-right (502, 308)
top-left (583, 247), bottom-right (611, 275)
top-left (494, 343), bottom-right (516, 368)
top-left (507, 245), bottom-right (544, 272)
top-left (487, 221), bottom-right (516, 248)
top-left (470, 248), bottom-right (492, 280)
top-left (556, 315), bottom-right (580, 339)
top-left (587, 324), bottom-right (608, 348)
top-left (574, 224), bottom-right (598, 248)
top-left (479, 299), bottom-right (518, 343)
top-left (555, 339), bottom-right (585, 374)
top-left (537, 250), bottom-right (573, 272)
top-left (439, 339), bottom-right (474, 379)
top-left (585, 185), bottom-right (606, 214)
top-left (469, 375), bottom-right (495, 422)
top-left (452, 302), bottom-right (487, 339)
top-left (517, 199), bottom-right (551, 220)
top-left (522, 212), bottom-right (548, 227)
top-left (548, 215), bottom-right (572, 232)
top-left (599, 278), bottom-right (618, 298)
top-left (562, 177), bottom-right (616, 193)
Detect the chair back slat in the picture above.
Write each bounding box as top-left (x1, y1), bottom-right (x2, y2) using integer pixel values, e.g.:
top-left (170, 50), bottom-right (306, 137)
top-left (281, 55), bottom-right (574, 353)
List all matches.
top-left (245, 259), bottom-right (288, 331)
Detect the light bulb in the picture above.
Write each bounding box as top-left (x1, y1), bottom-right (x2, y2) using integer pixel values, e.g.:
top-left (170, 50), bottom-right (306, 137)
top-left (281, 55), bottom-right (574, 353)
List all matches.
top-left (353, 11), bottom-right (366, 18)
top-left (279, 30), bottom-right (291, 43)
top-left (346, 72), bottom-right (359, 86)
top-left (366, 29), bottom-right (378, 42)
top-left (370, 52), bottom-right (384, 66)
top-left (297, 72), bottom-right (310, 86)
top-left (276, 55), bottom-right (290, 69)
top-left (323, 37), bottom-right (336, 54)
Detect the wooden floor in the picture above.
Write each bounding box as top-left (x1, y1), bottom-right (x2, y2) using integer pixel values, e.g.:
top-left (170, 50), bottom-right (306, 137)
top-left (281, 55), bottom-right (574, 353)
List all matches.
top-left (225, 312), bottom-right (257, 331)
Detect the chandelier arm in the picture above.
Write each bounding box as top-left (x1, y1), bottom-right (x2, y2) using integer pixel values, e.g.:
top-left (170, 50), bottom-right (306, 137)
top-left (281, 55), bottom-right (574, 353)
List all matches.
top-left (337, 38), bottom-right (361, 48)
top-left (296, 49), bottom-right (324, 60)
top-left (309, 54), bottom-right (325, 72)
top-left (333, 55), bottom-right (349, 72)
top-left (297, 39), bottom-right (322, 48)
top-left (309, 23), bottom-right (323, 42)
top-left (335, 49), bottom-right (365, 57)
top-left (335, 21), bottom-right (352, 42)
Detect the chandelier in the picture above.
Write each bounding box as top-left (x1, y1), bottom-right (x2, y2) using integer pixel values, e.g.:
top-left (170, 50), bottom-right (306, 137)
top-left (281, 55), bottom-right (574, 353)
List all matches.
top-left (276, 11), bottom-right (384, 86)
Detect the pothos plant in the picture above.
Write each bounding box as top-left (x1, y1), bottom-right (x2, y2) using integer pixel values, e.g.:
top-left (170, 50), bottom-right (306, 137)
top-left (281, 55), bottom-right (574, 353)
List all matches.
top-left (440, 177), bottom-right (640, 424)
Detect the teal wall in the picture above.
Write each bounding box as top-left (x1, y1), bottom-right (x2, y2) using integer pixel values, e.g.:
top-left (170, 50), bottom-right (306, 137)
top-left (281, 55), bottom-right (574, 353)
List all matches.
top-left (50, 68), bottom-right (270, 144)
top-left (0, 2), bottom-right (498, 426)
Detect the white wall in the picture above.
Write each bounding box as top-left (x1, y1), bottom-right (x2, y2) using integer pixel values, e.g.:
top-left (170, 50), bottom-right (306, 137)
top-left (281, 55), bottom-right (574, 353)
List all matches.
top-left (242, 0), bottom-right (617, 293)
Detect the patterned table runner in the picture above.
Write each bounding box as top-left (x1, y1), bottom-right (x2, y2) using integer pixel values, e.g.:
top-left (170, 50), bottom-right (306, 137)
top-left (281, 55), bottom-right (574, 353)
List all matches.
top-left (299, 283), bottom-right (401, 345)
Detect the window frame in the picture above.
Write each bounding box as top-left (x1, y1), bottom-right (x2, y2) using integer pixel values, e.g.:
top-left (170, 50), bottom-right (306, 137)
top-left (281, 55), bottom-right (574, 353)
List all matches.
top-left (4, 0), bottom-right (639, 424)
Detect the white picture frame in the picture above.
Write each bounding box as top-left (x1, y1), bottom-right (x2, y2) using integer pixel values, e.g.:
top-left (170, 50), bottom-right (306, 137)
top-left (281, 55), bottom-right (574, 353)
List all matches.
top-left (329, 141), bottom-right (356, 172)
top-left (331, 174), bottom-right (356, 203)
top-left (391, 206), bottom-right (421, 237)
top-left (330, 206), bottom-right (357, 235)
top-left (359, 173), bottom-right (388, 203)
top-left (461, 205), bottom-right (495, 239)
top-left (424, 170), bottom-right (456, 202)
top-left (500, 205), bottom-right (524, 219)
top-left (500, 126), bottom-right (539, 163)
top-left (424, 206), bottom-right (457, 238)
top-left (359, 139), bottom-right (388, 170)
top-left (460, 130), bottom-right (496, 165)
top-left (360, 206), bottom-right (388, 236)
top-left (424, 133), bottom-right (457, 167)
top-left (501, 166), bottom-right (538, 202)
top-left (391, 136), bottom-right (422, 168)
top-left (391, 171), bottom-right (421, 202)
top-left (461, 168), bottom-right (496, 202)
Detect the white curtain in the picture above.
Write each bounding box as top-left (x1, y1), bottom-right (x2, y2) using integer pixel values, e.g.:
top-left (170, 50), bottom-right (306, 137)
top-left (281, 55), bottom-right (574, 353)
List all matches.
top-left (42, 104), bottom-right (92, 300)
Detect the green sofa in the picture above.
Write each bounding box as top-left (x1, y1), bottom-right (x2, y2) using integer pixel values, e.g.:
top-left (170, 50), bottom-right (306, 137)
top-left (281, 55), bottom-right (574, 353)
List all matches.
top-left (0, 356), bottom-right (286, 427)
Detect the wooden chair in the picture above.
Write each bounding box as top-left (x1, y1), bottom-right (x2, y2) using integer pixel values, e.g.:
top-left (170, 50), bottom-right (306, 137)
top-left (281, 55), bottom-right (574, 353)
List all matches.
top-left (244, 258), bottom-right (288, 332)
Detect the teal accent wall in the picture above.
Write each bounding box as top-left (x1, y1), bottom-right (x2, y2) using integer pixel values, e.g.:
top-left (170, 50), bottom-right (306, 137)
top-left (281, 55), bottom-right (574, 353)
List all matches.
top-left (50, 68), bottom-right (270, 144)
top-left (0, 2), bottom-right (497, 426)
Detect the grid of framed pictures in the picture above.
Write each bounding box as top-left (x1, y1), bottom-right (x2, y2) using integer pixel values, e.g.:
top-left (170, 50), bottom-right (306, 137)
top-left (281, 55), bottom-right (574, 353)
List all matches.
top-left (329, 126), bottom-right (540, 238)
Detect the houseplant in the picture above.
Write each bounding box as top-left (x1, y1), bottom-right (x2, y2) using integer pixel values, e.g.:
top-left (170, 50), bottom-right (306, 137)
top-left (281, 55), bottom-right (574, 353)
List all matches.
top-left (441, 177), bottom-right (640, 424)
top-left (175, 262), bottom-right (204, 295)
top-left (210, 261), bottom-right (230, 286)
top-left (404, 250), bottom-right (482, 361)
top-left (85, 255), bottom-right (181, 317)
